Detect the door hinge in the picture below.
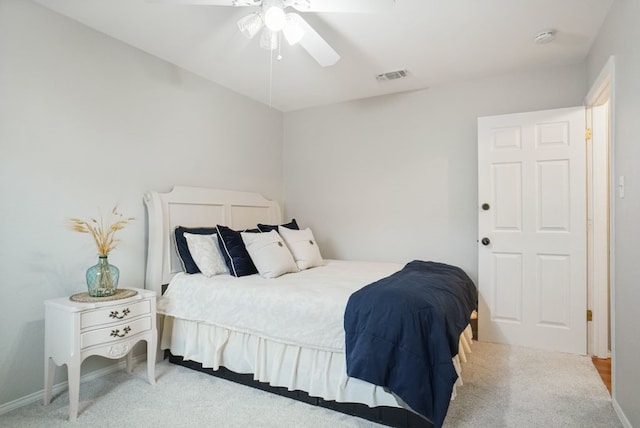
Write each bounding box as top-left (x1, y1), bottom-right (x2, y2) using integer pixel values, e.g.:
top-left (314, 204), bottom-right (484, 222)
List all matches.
top-left (587, 309), bottom-right (593, 322)
top-left (585, 128), bottom-right (592, 141)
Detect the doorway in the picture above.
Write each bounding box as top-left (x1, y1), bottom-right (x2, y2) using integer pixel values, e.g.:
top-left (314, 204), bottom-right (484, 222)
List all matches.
top-left (585, 56), bottom-right (615, 362)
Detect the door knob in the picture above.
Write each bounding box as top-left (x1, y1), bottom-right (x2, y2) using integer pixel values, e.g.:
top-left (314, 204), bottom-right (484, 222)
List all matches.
top-left (481, 237), bottom-right (491, 246)
top-left (482, 203), bottom-right (490, 211)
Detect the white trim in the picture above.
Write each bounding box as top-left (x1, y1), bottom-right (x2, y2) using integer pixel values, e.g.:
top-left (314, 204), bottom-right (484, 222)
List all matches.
top-left (586, 56), bottom-right (615, 106)
top-left (612, 398), bottom-right (632, 428)
top-left (585, 102), bottom-right (610, 358)
top-left (0, 354), bottom-right (148, 416)
top-left (584, 55), bottom-right (616, 386)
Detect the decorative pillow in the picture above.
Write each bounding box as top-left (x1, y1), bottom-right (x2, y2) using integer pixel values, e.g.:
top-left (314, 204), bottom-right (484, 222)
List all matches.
top-left (216, 225), bottom-right (259, 277)
top-left (183, 233), bottom-right (228, 277)
top-left (174, 226), bottom-right (218, 274)
top-left (278, 226), bottom-right (324, 270)
top-left (257, 219), bottom-right (299, 233)
top-left (241, 230), bottom-right (298, 279)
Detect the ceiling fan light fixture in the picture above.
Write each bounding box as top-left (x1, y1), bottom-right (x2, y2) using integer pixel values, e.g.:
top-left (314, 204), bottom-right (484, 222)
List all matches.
top-left (264, 6), bottom-right (286, 31)
top-left (282, 14), bottom-right (304, 45)
top-left (259, 28), bottom-right (279, 50)
top-left (237, 12), bottom-right (264, 39)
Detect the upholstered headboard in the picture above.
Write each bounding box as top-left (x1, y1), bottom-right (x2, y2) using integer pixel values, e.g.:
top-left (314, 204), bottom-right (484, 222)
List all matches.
top-left (143, 186), bottom-right (282, 295)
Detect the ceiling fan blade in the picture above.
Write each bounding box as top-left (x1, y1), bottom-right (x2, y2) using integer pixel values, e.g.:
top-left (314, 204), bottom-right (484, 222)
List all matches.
top-left (285, 0), bottom-right (394, 13)
top-left (288, 13), bottom-right (339, 67)
top-left (147, 0), bottom-right (260, 6)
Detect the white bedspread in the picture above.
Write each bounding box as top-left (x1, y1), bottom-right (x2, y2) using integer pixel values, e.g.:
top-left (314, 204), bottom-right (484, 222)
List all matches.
top-left (157, 259), bottom-right (401, 352)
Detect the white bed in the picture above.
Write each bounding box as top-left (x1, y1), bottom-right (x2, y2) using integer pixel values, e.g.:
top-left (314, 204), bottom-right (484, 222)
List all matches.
top-left (143, 186), bottom-right (473, 427)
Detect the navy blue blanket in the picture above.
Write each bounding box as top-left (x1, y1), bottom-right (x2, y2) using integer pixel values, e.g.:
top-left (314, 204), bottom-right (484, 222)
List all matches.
top-left (344, 260), bottom-right (477, 427)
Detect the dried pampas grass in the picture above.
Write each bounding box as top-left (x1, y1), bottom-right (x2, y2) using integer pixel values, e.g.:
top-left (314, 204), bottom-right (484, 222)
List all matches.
top-left (70, 206), bottom-right (134, 256)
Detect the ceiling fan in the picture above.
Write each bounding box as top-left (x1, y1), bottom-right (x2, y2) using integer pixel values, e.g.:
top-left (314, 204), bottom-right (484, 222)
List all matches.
top-left (155, 0), bottom-right (395, 67)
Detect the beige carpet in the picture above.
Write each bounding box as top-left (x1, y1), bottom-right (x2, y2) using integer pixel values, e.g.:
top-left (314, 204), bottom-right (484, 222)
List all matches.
top-left (443, 342), bottom-right (620, 427)
top-left (0, 341), bottom-right (621, 427)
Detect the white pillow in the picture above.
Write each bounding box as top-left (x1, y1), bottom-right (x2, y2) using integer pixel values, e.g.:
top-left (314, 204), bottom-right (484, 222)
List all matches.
top-left (241, 230), bottom-right (298, 279)
top-left (278, 226), bottom-right (324, 270)
top-left (183, 233), bottom-right (228, 277)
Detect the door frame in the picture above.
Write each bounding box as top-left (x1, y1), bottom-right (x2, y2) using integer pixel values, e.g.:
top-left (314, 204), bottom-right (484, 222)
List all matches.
top-left (584, 56), bottom-right (616, 363)
top-left (586, 102), bottom-right (610, 358)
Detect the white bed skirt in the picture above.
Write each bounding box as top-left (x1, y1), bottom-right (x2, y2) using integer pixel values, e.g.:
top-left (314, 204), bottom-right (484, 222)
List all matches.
top-left (161, 316), bottom-right (472, 410)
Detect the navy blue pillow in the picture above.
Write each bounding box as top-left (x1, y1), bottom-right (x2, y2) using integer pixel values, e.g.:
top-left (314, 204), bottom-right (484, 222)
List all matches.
top-left (174, 226), bottom-right (217, 274)
top-left (216, 225), bottom-right (259, 277)
top-left (257, 219), bottom-right (299, 233)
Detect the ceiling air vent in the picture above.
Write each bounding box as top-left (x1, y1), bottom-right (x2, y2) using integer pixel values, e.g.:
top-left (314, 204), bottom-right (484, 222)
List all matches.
top-left (376, 69), bottom-right (409, 82)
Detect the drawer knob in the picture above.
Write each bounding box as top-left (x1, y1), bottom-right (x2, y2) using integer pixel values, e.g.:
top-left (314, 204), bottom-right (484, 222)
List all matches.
top-left (110, 326), bottom-right (131, 338)
top-left (109, 308), bottom-right (130, 320)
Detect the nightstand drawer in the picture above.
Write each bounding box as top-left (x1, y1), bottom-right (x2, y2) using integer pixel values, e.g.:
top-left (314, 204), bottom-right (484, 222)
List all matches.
top-left (81, 300), bottom-right (151, 329)
top-left (80, 317), bottom-right (152, 349)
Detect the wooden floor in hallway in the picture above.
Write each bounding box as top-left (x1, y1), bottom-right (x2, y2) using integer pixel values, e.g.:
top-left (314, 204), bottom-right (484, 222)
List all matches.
top-left (592, 357), bottom-right (611, 394)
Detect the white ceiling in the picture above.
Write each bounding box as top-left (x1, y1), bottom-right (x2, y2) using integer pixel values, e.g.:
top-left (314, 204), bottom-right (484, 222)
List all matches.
top-left (33, 0), bottom-right (614, 112)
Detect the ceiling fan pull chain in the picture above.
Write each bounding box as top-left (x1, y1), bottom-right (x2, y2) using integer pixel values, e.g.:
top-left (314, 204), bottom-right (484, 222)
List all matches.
top-left (269, 46), bottom-right (273, 108)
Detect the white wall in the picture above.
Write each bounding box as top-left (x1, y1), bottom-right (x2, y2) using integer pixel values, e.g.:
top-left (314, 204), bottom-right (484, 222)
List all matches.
top-left (0, 0), bottom-right (283, 407)
top-left (587, 0), bottom-right (640, 425)
top-left (283, 64), bottom-right (588, 283)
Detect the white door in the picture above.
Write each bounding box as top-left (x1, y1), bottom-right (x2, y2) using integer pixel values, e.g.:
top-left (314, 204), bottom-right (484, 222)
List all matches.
top-left (477, 107), bottom-right (587, 355)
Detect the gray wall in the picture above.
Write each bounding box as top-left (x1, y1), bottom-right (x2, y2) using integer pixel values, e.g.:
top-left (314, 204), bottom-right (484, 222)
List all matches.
top-left (587, 0), bottom-right (640, 425)
top-left (283, 64), bottom-right (588, 284)
top-left (0, 0), bottom-right (283, 407)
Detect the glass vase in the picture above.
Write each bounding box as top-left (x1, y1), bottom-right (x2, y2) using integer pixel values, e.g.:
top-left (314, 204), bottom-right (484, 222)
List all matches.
top-left (86, 255), bottom-right (119, 297)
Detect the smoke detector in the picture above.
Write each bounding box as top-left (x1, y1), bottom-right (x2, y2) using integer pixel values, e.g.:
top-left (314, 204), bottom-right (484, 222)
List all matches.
top-left (376, 69), bottom-right (409, 82)
top-left (533, 29), bottom-right (556, 44)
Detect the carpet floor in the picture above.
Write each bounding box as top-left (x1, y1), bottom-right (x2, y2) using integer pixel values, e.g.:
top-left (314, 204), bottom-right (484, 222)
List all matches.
top-left (0, 341), bottom-right (621, 427)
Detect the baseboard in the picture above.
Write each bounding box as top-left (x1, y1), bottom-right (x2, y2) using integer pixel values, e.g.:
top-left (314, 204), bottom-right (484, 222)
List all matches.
top-left (0, 354), bottom-right (148, 416)
top-left (612, 397), bottom-right (632, 428)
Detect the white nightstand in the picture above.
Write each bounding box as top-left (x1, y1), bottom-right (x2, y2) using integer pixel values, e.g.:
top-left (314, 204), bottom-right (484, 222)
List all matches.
top-left (43, 287), bottom-right (157, 421)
